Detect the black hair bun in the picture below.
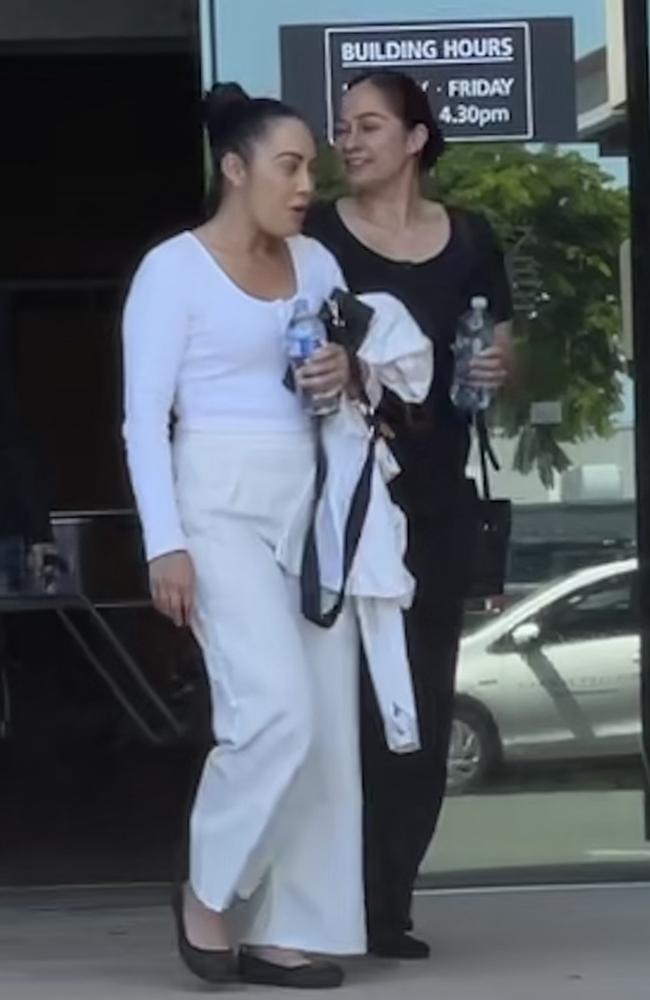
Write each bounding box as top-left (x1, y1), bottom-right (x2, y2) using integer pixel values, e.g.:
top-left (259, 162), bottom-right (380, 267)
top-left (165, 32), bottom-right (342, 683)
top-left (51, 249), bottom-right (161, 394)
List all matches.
top-left (202, 82), bottom-right (252, 145)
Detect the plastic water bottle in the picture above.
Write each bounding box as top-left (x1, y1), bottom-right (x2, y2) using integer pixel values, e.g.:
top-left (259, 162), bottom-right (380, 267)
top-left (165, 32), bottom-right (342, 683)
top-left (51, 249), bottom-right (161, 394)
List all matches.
top-left (286, 299), bottom-right (340, 417)
top-left (450, 295), bottom-right (494, 413)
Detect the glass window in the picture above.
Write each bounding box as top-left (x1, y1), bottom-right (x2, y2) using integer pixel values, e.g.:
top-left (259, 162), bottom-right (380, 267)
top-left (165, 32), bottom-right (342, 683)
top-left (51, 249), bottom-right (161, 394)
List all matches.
top-left (539, 572), bottom-right (638, 643)
top-left (3, 0), bottom-right (648, 895)
top-left (207, 0), bottom-right (649, 888)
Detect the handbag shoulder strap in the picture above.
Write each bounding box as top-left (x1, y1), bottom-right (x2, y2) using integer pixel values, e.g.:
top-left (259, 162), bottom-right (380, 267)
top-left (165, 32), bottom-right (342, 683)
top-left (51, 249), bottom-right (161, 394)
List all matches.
top-left (449, 206), bottom-right (495, 264)
top-left (449, 208), bottom-right (502, 500)
top-left (300, 403), bottom-right (378, 629)
top-left (474, 410), bottom-right (500, 501)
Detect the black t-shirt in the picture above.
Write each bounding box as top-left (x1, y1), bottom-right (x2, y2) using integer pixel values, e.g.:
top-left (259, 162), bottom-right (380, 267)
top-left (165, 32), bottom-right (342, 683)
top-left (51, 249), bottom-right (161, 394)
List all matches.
top-left (304, 201), bottom-right (513, 513)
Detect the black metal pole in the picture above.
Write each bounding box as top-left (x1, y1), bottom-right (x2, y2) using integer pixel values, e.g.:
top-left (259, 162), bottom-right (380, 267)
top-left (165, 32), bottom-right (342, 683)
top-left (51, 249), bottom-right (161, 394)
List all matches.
top-left (623, 0), bottom-right (650, 832)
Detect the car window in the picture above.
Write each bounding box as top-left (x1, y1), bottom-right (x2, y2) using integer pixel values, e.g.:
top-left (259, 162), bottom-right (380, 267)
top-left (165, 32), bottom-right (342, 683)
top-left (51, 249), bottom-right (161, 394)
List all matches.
top-left (538, 573), bottom-right (637, 645)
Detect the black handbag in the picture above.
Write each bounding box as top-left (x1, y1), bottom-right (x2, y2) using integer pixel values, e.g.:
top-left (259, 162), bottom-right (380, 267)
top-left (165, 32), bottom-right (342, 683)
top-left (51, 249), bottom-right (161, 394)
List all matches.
top-left (464, 410), bottom-right (512, 599)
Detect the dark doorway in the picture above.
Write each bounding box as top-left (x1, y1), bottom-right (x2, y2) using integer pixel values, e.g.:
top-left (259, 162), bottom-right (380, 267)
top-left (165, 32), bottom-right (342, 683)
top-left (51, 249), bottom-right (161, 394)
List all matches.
top-left (1, 50), bottom-right (204, 508)
top-left (0, 47), bottom-right (207, 886)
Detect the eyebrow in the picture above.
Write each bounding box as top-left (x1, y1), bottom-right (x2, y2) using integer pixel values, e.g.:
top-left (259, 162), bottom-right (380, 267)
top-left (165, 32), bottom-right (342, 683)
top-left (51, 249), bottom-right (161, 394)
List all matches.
top-left (273, 150), bottom-right (304, 161)
top-left (338, 111), bottom-right (388, 126)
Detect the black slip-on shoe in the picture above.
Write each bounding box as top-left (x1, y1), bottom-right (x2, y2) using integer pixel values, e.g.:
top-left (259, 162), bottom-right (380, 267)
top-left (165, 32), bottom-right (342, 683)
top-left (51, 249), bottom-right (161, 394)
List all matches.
top-left (238, 951), bottom-right (345, 989)
top-left (369, 932), bottom-right (431, 960)
top-left (171, 885), bottom-right (238, 985)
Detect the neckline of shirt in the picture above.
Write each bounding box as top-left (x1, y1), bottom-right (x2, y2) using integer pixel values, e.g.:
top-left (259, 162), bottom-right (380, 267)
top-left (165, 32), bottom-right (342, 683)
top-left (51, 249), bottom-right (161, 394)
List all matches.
top-left (184, 230), bottom-right (301, 306)
top-left (331, 202), bottom-right (456, 270)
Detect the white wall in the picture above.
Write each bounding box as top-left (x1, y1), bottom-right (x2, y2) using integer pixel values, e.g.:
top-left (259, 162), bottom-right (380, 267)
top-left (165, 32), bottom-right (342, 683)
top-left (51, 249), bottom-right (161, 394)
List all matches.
top-left (470, 426), bottom-right (636, 504)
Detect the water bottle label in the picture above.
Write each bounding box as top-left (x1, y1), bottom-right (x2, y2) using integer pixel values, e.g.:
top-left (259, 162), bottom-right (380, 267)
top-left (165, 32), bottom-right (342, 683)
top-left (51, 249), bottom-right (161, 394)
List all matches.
top-left (450, 297), bottom-right (494, 413)
top-left (286, 308), bottom-right (340, 417)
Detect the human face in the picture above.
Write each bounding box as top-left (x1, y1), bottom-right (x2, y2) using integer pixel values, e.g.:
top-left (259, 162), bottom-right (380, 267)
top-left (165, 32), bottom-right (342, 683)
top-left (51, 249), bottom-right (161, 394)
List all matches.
top-left (228, 117), bottom-right (316, 237)
top-left (335, 80), bottom-right (424, 192)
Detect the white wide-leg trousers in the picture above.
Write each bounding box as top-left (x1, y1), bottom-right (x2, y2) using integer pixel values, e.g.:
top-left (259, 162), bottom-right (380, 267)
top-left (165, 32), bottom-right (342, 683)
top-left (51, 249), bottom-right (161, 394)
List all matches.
top-left (174, 429), bottom-right (365, 955)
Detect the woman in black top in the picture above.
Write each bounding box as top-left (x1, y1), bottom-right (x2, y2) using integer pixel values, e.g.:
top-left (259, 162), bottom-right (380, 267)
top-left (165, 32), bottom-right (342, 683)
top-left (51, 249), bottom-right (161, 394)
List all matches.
top-left (305, 71), bottom-right (514, 959)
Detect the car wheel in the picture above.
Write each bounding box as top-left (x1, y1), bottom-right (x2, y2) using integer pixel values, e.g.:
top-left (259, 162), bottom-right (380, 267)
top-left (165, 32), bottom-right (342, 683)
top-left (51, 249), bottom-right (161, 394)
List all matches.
top-left (446, 704), bottom-right (499, 795)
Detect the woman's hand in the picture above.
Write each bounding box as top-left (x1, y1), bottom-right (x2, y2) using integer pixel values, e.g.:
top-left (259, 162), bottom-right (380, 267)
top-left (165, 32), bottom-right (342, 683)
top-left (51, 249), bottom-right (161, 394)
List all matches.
top-left (467, 325), bottom-right (514, 390)
top-left (295, 343), bottom-right (351, 399)
top-left (149, 550), bottom-right (195, 627)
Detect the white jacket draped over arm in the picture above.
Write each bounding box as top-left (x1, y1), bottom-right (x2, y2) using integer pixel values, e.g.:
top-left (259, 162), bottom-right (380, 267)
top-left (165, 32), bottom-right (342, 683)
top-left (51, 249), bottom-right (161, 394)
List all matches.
top-left (276, 293), bottom-right (433, 753)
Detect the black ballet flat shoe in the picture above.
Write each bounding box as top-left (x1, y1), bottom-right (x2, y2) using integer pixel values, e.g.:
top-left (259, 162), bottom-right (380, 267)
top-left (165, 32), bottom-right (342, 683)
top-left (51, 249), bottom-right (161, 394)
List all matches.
top-left (238, 951), bottom-right (345, 989)
top-left (369, 932), bottom-right (431, 960)
top-left (171, 885), bottom-right (238, 985)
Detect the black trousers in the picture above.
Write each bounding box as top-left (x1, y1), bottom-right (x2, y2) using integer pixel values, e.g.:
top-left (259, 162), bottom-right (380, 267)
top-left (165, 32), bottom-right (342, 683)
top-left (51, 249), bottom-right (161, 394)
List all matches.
top-left (361, 509), bottom-right (467, 941)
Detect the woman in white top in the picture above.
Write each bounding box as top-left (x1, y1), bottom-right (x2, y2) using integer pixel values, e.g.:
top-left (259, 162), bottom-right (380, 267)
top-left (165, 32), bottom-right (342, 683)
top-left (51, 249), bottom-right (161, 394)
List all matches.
top-left (122, 84), bottom-right (363, 990)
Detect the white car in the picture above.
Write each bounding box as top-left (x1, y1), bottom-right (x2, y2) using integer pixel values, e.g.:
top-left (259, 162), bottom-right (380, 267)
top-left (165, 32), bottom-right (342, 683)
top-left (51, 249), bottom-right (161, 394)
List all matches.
top-left (448, 558), bottom-right (641, 793)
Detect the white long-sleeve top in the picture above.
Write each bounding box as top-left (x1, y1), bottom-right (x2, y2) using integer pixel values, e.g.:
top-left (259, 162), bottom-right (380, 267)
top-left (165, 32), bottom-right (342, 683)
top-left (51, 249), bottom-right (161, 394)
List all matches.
top-left (122, 231), bottom-right (344, 561)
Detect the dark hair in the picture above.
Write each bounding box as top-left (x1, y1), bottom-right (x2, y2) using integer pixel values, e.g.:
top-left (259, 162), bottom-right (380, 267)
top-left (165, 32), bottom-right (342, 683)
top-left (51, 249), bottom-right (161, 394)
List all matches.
top-left (347, 71), bottom-right (445, 171)
top-left (202, 82), bottom-right (304, 207)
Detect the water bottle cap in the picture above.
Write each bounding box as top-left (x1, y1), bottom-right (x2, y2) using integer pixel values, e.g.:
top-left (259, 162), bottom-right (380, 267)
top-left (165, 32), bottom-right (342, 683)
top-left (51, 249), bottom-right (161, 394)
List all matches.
top-left (470, 295), bottom-right (488, 311)
top-left (293, 298), bottom-right (310, 318)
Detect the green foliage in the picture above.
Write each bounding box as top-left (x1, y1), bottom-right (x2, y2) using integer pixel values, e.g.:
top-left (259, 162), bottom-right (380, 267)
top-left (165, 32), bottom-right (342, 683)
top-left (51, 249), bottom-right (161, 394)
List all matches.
top-left (315, 143), bottom-right (630, 486)
top-left (313, 143), bottom-right (348, 200)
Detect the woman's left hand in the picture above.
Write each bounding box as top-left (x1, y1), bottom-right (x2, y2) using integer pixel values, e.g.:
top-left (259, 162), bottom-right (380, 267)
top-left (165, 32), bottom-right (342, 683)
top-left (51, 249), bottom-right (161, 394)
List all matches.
top-left (295, 343), bottom-right (351, 398)
top-left (467, 327), bottom-right (514, 390)
top-left (467, 346), bottom-right (508, 389)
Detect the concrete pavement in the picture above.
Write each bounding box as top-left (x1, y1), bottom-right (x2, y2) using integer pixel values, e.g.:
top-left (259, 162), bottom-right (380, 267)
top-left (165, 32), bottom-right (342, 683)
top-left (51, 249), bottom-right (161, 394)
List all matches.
top-left (1, 884), bottom-right (649, 999)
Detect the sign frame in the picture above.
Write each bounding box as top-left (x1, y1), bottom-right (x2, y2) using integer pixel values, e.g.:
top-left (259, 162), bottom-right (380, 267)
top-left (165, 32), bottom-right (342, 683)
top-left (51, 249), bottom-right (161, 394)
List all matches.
top-left (323, 20), bottom-right (535, 144)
